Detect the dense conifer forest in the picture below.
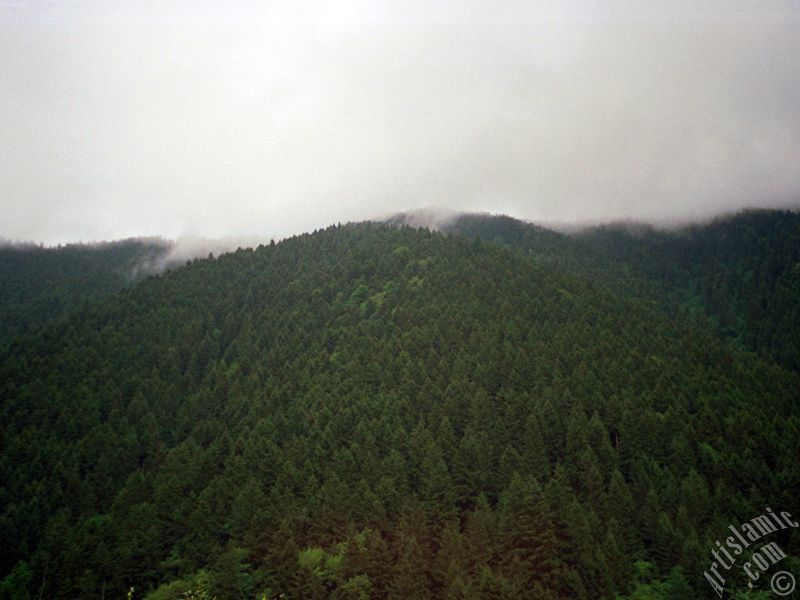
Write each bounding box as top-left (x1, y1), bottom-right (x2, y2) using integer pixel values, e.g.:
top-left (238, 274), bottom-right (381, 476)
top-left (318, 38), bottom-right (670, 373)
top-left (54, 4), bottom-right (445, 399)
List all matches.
top-left (443, 209), bottom-right (800, 373)
top-left (1, 211), bottom-right (799, 599)
top-left (0, 240), bottom-right (169, 343)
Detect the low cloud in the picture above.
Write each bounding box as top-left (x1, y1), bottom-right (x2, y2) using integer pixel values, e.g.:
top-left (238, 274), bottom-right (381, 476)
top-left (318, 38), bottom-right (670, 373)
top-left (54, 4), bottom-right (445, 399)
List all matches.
top-left (2, 1), bottom-right (799, 243)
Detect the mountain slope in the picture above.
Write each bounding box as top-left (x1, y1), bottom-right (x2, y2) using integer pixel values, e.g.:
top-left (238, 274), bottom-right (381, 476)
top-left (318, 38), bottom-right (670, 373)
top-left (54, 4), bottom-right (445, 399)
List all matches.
top-left (0, 239), bottom-right (170, 343)
top-left (1, 223), bottom-right (798, 599)
top-left (432, 209), bottom-right (800, 372)
top-left (575, 210), bottom-right (800, 371)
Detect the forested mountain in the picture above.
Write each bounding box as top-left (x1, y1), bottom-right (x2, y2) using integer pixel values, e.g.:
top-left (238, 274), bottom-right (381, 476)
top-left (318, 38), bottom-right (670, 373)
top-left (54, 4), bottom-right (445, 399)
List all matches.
top-left (1, 218), bottom-right (799, 599)
top-left (575, 210), bottom-right (800, 373)
top-left (0, 239), bottom-right (169, 343)
top-left (434, 209), bottom-right (800, 373)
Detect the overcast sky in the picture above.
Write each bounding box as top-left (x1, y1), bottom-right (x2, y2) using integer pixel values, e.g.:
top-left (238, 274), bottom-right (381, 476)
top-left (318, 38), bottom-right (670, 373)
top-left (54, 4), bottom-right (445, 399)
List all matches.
top-left (2, 1), bottom-right (800, 243)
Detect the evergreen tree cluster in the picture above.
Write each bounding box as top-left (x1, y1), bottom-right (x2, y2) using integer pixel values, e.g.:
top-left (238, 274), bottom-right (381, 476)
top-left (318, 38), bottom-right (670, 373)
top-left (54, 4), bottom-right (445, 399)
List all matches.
top-left (1, 214), bottom-right (799, 598)
top-left (445, 209), bottom-right (800, 372)
top-left (0, 239), bottom-right (169, 343)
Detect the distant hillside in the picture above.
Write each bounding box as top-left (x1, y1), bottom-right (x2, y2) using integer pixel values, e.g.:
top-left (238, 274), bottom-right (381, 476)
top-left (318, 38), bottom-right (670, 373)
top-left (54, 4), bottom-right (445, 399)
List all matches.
top-left (0, 239), bottom-right (170, 343)
top-left (391, 209), bottom-right (800, 372)
top-left (573, 210), bottom-right (800, 371)
top-left (1, 222), bottom-right (798, 599)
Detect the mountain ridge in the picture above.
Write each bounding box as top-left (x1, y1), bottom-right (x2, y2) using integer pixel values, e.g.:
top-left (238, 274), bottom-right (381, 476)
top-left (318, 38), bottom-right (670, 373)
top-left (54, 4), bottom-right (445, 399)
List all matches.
top-left (1, 220), bottom-right (799, 598)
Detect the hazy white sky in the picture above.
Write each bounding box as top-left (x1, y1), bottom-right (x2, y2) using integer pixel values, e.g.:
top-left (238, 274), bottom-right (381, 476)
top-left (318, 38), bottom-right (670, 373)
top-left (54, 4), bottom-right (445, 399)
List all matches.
top-left (2, 1), bottom-right (800, 243)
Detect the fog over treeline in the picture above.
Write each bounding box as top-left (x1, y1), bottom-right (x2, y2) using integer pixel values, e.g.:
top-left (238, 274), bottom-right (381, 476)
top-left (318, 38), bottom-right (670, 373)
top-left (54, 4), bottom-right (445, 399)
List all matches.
top-left (4, 205), bottom-right (800, 274)
top-left (2, 1), bottom-right (800, 245)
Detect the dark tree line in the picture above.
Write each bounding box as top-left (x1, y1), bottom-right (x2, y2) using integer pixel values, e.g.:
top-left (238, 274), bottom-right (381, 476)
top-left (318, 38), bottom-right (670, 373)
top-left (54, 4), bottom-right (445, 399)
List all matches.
top-left (1, 216), bottom-right (799, 598)
top-left (445, 209), bottom-right (800, 373)
top-left (0, 239), bottom-right (169, 343)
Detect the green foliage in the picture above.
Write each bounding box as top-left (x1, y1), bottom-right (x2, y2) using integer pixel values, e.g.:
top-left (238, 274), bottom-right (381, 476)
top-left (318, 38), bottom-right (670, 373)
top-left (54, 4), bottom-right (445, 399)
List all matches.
top-left (297, 546), bottom-right (344, 580)
top-left (0, 561), bottom-right (32, 600)
top-left (446, 209), bottom-right (800, 372)
top-left (1, 215), bottom-right (799, 598)
top-left (0, 239), bottom-right (169, 342)
top-left (144, 570), bottom-right (215, 600)
top-left (144, 579), bottom-right (192, 600)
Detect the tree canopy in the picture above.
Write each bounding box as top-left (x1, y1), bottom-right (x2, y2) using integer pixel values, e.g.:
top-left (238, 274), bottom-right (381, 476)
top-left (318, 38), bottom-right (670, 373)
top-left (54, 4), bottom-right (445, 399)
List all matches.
top-left (1, 214), bottom-right (799, 599)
